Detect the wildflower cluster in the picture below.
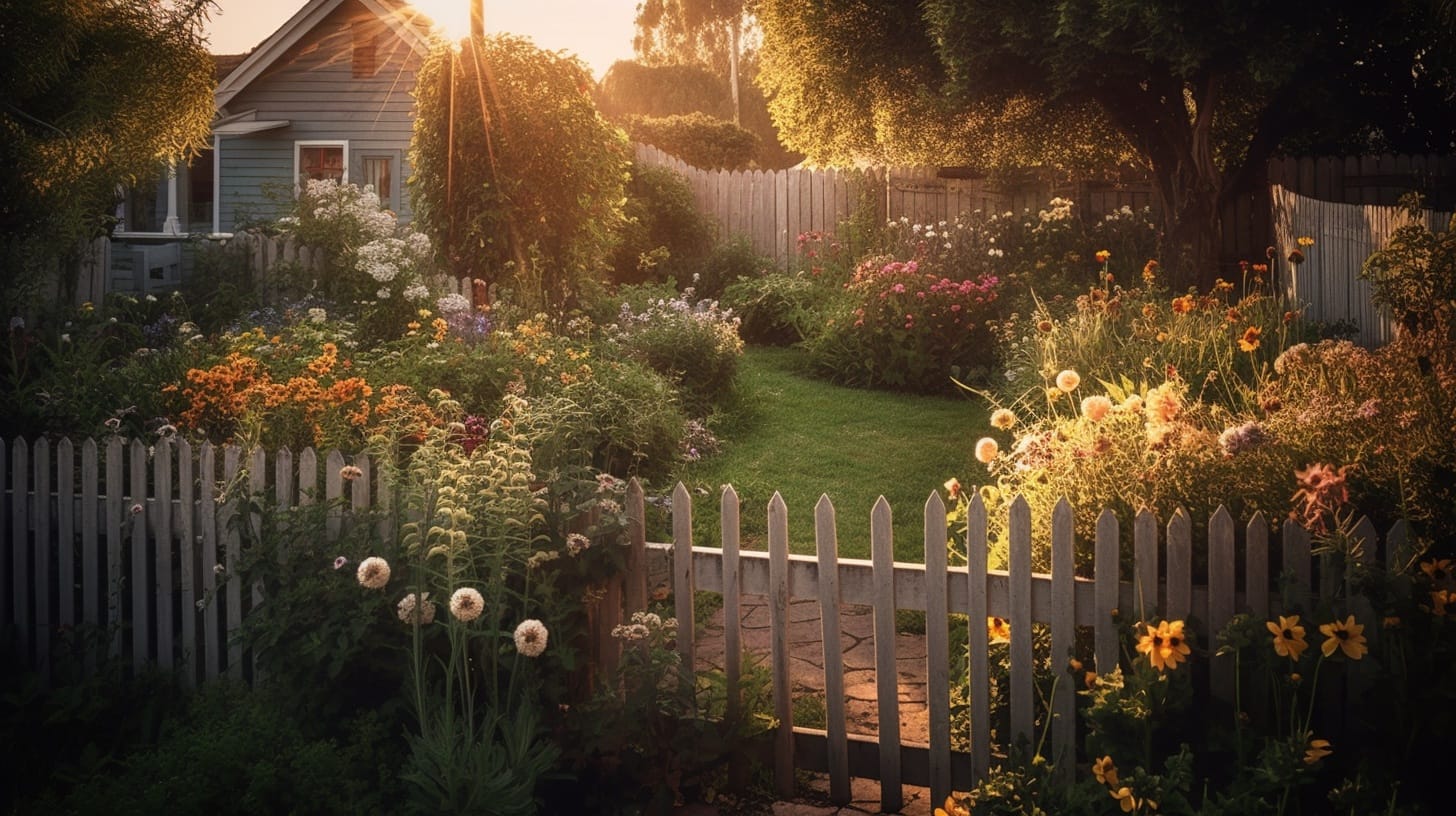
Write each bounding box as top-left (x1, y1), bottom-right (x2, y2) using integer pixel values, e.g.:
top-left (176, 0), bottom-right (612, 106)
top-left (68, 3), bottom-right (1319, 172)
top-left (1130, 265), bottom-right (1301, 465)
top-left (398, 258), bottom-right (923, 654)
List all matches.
top-left (608, 289), bottom-right (743, 416)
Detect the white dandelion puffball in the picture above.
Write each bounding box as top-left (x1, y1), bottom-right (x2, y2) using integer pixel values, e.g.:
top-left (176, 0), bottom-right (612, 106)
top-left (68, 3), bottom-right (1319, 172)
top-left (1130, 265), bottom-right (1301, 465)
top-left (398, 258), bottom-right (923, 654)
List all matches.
top-left (449, 587), bottom-right (484, 622)
top-left (514, 619), bottom-right (549, 657)
top-left (356, 556), bottom-right (391, 589)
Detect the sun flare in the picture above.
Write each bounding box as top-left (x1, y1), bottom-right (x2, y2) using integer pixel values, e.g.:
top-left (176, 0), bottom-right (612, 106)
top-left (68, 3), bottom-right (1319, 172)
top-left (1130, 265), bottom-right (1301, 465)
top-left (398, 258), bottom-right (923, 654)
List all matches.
top-left (406, 0), bottom-right (473, 42)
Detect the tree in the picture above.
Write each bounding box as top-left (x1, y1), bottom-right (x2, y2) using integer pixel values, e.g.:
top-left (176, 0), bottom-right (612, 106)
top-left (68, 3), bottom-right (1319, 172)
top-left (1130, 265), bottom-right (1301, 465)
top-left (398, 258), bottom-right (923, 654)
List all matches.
top-left (635, 0), bottom-right (749, 124)
top-left (757, 0), bottom-right (1456, 286)
top-left (410, 35), bottom-right (629, 309)
top-left (0, 0), bottom-right (215, 311)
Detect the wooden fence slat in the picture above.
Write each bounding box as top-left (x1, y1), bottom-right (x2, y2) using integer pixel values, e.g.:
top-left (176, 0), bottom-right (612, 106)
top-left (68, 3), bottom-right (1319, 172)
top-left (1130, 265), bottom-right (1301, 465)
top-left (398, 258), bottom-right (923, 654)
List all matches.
top-left (965, 493), bottom-right (991, 783)
top-left (177, 438), bottom-right (197, 688)
top-left (1008, 496), bottom-right (1034, 751)
top-left (625, 479), bottom-right (647, 614)
top-left (671, 483), bottom-right (696, 704)
top-left (200, 443), bottom-right (220, 680)
top-left (924, 492), bottom-right (952, 805)
top-left (1166, 509), bottom-right (1192, 622)
top-left (130, 439), bottom-right (149, 668)
top-left (105, 437), bottom-right (123, 658)
top-left (1094, 509), bottom-right (1120, 675)
top-left (815, 495), bottom-right (850, 805)
top-left (11, 438), bottom-right (29, 661)
top-left (1, 438), bottom-right (9, 633)
top-left (1049, 498), bottom-right (1076, 777)
top-left (1246, 512), bottom-right (1270, 620)
top-left (82, 440), bottom-right (99, 638)
top-left (33, 437), bottom-right (50, 679)
top-left (249, 447), bottom-right (266, 682)
top-left (1207, 506), bottom-right (1236, 701)
top-left (223, 446), bottom-right (242, 680)
top-left (57, 439), bottom-right (75, 631)
top-left (1134, 509), bottom-right (1159, 621)
top-left (325, 450), bottom-right (345, 540)
top-left (155, 438), bottom-right (174, 669)
top-left (767, 492), bottom-right (794, 799)
top-left (870, 496), bottom-right (902, 812)
top-left (721, 486), bottom-right (743, 740)
top-left (1282, 519), bottom-right (1312, 613)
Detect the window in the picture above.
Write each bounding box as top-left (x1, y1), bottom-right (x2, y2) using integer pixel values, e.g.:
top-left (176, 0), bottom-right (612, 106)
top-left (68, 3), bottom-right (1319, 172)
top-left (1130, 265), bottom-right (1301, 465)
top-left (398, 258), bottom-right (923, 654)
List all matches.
top-left (362, 156), bottom-right (393, 206)
top-left (294, 141), bottom-right (348, 188)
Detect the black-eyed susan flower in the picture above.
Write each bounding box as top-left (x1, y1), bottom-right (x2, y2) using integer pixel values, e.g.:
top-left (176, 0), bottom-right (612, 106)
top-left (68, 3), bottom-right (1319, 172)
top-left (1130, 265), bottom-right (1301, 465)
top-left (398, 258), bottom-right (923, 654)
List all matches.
top-left (1428, 589), bottom-right (1451, 617)
top-left (935, 795), bottom-right (970, 816)
top-left (1137, 620), bottom-right (1191, 672)
top-left (1266, 614), bottom-right (1308, 661)
top-left (1304, 736), bottom-right (1332, 764)
top-left (1238, 326), bottom-right (1262, 352)
top-left (1319, 615), bottom-right (1367, 660)
top-left (1094, 755), bottom-right (1119, 786)
top-left (1421, 558), bottom-right (1452, 584)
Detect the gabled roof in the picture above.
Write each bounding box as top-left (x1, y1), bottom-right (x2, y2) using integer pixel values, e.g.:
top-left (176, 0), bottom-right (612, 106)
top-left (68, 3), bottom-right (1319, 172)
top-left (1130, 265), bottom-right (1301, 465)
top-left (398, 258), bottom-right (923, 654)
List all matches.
top-left (214, 0), bottom-right (437, 111)
top-left (213, 53), bottom-right (249, 83)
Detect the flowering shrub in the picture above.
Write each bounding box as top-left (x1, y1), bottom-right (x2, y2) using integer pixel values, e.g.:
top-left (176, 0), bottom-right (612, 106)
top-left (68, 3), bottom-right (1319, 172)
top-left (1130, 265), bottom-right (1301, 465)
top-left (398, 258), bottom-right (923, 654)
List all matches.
top-left (277, 179), bottom-right (441, 343)
top-left (608, 289), bottom-right (744, 417)
top-left (806, 256), bottom-right (1001, 392)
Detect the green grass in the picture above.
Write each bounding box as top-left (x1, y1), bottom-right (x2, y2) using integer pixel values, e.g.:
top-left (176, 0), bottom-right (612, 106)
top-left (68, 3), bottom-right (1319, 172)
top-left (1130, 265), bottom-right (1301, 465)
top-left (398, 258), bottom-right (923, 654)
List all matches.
top-left (659, 346), bottom-right (985, 562)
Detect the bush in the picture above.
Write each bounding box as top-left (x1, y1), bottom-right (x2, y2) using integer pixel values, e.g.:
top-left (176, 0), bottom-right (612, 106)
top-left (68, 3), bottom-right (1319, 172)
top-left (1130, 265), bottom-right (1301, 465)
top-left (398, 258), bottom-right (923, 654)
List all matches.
top-left (609, 290), bottom-right (744, 417)
top-left (687, 235), bottom-right (774, 299)
top-left (626, 112), bottom-right (760, 170)
top-left (595, 61), bottom-right (729, 121)
top-left (609, 163), bottom-right (715, 286)
top-left (411, 36), bottom-right (630, 308)
top-left (805, 256), bottom-right (1002, 393)
top-left (722, 271), bottom-right (827, 345)
top-left (1361, 192), bottom-right (1456, 336)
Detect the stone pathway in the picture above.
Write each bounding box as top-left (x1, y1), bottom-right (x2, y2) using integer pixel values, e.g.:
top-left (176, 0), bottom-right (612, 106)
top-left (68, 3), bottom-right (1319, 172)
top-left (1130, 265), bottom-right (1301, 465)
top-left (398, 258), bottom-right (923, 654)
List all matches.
top-left (687, 596), bottom-right (938, 815)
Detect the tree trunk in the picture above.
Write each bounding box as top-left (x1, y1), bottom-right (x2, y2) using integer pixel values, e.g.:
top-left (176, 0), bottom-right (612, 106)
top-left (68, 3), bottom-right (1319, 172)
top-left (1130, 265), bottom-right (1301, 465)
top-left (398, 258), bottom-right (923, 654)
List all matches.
top-left (728, 17), bottom-right (742, 125)
top-left (1147, 77), bottom-right (1225, 291)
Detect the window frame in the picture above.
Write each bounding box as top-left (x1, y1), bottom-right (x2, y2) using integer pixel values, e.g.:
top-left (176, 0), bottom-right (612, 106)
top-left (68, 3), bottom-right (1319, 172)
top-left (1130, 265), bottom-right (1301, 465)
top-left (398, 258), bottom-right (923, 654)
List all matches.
top-left (293, 140), bottom-right (350, 191)
top-left (357, 151), bottom-right (399, 212)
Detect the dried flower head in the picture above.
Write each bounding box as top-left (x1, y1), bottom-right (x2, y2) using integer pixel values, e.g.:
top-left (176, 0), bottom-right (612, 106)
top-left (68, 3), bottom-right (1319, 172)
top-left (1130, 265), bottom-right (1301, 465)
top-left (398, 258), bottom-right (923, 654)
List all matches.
top-left (397, 592), bottom-right (435, 625)
top-left (1081, 395), bottom-right (1113, 422)
top-left (990, 408), bottom-right (1017, 430)
top-left (1055, 369), bottom-right (1081, 392)
top-left (974, 437), bottom-right (999, 464)
top-left (449, 587), bottom-right (484, 622)
top-left (356, 556), bottom-right (391, 589)
top-left (514, 619), bottom-right (549, 657)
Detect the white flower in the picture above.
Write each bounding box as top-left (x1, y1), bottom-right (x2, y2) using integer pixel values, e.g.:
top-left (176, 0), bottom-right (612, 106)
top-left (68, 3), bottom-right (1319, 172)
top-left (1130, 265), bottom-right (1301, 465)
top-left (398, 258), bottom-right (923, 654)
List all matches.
top-left (397, 592), bottom-right (435, 625)
top-left (308, 307), bottom-right (327, 323)
top-left (9, 316), bottom-right (24, 331)
top-left (404, 283), bottom-right (431, 302)
top-left (449, 587), bottom-right (484, 622)
top-left (376, 287), bottom-right (391, 300)
top-left (514, 619), bottom-right (549, 657)
top-left (437, 293), bottom-right (470, 314)
top-left (566, 533), bottom-right (591, 556)
top-left (356, 556), bottom-right (391, 589)
top-left (332, 556), bottom-right (349, 570)
top-left (60, 333), bottom-right (70, 343)
top-left (144, 294), bottom-right (157, 302)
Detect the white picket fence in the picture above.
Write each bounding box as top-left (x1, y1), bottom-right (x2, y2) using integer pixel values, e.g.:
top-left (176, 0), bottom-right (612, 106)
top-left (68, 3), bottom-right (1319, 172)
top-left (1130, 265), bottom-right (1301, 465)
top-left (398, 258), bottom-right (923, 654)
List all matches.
top-left (1272, 184), bottom-right (1453, 346)
top-left (2, 435), bottom-right (1408, 811)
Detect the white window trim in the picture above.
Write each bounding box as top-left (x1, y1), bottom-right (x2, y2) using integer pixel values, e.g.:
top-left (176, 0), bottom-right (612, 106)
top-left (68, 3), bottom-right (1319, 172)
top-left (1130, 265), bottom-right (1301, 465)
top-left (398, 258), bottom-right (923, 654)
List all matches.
top-left (293, 139), bottom-right (350, 192)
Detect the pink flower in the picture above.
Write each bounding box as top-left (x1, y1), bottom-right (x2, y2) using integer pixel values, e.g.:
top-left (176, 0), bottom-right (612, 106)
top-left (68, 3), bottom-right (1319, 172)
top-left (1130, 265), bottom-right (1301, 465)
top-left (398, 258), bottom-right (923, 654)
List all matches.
top-left (130, 503), bottom-right (143, 515)
top-left (1081, 395), bottom-right (1113, 421)
top-left (332, 556), bottom-right (349, 570)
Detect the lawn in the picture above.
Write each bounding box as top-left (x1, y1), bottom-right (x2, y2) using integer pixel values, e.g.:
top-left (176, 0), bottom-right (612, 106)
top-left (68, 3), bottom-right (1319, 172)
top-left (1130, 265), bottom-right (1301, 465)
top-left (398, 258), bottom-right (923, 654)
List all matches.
top-left (661, 346), bottom-right (985, 562)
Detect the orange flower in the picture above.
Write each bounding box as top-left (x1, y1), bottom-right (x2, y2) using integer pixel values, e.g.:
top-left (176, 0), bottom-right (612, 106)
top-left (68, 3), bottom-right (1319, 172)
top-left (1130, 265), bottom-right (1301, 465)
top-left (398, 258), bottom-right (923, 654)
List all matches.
top-left (1142, 259), bottom-right (1159, 286)
top-left (1266, 615), bottom-right (1308, 661)
top-left (1171, 295), bottom-right (1195, 315)
top-left (1421, 558), bottom-right (1452, 583)
top-left (1094, 755), bottom-right (1119, 786)
top-left (1319, 615), bottom-right (1367, 660)
top-left (987, 616), bottom-right (1010, 644)
top-left (1095, 249), bottom-right (1112, 264)
top-left (1304, 736), bottom-right (1332, 764)
top-left (1136, 620), bottom-right (1191, 672)
top-left (1238, 326), bottom-right (1262, 352)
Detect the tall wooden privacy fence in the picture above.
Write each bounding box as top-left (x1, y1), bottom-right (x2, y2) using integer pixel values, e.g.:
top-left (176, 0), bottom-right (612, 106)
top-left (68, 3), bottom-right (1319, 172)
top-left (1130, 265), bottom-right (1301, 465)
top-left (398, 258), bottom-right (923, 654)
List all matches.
top-left (1272, 184), bottom-right (1454, 347)
top-left (2, 436), bottom-right (1410, 811)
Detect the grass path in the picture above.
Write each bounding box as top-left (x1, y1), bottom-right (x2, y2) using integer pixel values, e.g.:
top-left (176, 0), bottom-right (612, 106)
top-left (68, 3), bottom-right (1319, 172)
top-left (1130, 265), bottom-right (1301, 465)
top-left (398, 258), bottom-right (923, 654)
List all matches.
top-left (664, 346), bottom-right (986, 562)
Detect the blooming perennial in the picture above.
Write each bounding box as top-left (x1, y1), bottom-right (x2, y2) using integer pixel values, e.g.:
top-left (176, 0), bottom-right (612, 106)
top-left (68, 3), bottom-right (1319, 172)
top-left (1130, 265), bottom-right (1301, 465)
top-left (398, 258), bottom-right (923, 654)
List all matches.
top-left (397, 592), bottom-right (435, 625)
top-left (514, 619), bottom-right (549, 657)
top-left (1319, 615), bottom-right (1367, 660)
top-left (974, 437), bottom-right (999, 464)
top-left (449, 587), bottom-right (484, 622)
top-left (1267, 615), bottom-right (1308, 661)
top-left (356, 556), bottom-right (391, 589)
top-left (1137, 619), bottom-right (1191, 672)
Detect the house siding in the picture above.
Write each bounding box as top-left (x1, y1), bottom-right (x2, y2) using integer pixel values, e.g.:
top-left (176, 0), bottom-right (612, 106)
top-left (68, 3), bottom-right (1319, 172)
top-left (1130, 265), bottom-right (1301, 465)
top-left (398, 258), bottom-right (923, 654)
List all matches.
top-left (216, 0), bottom-right (423, 231)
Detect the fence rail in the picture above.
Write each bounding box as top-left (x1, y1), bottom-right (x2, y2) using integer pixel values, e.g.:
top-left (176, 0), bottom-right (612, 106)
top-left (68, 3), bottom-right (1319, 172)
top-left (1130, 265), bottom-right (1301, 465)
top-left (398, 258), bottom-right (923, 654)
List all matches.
top-left (2, 436), bottom-right (1409, 810)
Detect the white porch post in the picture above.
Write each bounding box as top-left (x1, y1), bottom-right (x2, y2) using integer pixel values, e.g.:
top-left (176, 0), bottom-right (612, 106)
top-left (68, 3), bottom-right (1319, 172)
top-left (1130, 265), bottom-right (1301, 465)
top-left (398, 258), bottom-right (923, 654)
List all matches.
top-left (212, 134), bottom-right (222, 235)
top-left (163, 159), bottom-right (181, 235)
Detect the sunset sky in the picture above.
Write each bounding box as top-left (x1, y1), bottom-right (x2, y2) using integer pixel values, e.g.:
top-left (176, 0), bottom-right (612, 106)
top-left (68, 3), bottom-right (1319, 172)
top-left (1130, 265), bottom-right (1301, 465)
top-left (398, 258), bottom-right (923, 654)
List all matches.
top-left (201, 0), bottom-right (641, 79)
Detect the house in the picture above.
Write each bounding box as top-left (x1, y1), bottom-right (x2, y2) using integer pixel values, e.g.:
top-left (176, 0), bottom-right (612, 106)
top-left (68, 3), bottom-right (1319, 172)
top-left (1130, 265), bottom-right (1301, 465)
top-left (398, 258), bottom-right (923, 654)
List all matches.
top-left (110, 0), bottom-right (437, 290)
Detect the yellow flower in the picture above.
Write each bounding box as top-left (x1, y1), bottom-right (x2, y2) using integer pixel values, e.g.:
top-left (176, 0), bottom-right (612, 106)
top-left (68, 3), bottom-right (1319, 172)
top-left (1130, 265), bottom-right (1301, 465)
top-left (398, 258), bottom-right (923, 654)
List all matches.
top-left (1429, 589), bottom-right (1452, 617)
top-left (1319, 615), bottom-right (1367, 660)
top-left (1304, 736), bottom-right (1332, 764)
top-left (1137, 620), bottom-right (1191, 672)
top-left (1297, 235), bottom-right (1315, 248)
top-left (1094, 755), bottom-right (1119, 786)
top-left (1266, 615), bottom-right (1308, 661)
top-left (987, 616), bottom-right (1010, 644)
top-left (1238, 326), bottom-right (1262, 352)
top-left (1110, 786), bottom-right (1142, 813)
top-left (1096, 249), bottom-right (1112, 264)
top-left (1421, 558), bottom-right (1452, 583)
top-left (935, 795), bottom-right (970, 816)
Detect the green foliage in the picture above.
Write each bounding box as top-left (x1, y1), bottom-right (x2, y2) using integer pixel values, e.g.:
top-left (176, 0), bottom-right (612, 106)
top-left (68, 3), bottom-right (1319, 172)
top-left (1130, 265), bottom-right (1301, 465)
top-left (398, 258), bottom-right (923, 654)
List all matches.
top-left (609, 163), bottom-right (716, 286)
top-left (626, 112), bottom-right (760, 170)
top-left (410, 36), bottom-right (630, 309)
top-left (0, 0), bottom-right (214, 314)
top-left (1361, 193), bottom-right (1456, 334)
top-left (608, 289), bottom-right (744, 417)
top-left (690, 235), bottom-right (773, 298)
top-left (34, 683), bottom-right (403, 816)
top-left (596, 60), bottom-right (729, 120)
top-left (722, 271), bottom-right (827, 345)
